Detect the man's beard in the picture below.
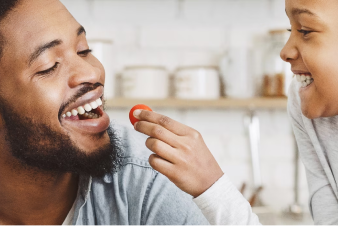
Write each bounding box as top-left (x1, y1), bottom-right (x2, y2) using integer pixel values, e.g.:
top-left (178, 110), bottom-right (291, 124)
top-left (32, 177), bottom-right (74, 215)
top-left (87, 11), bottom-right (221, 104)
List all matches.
top-left (0, 98), bottom-right (122, 178)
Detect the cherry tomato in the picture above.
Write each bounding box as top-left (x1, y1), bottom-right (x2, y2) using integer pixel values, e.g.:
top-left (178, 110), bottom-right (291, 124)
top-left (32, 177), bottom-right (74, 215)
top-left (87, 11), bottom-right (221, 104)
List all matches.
top-left (129, 104), bottom-right (153, 126)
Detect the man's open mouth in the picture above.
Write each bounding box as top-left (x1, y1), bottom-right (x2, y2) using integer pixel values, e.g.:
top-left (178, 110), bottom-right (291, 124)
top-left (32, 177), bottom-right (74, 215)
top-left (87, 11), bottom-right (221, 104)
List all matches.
top-left (60, 87), bottom-right (110, 134)
top-left (62, 98), bottom-right (103, 120)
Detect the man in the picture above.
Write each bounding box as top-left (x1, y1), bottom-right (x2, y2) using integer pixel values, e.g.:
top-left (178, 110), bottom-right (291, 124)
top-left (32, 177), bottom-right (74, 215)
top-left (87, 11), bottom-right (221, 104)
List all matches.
top-left (0, 0), bottom-right (209, 224)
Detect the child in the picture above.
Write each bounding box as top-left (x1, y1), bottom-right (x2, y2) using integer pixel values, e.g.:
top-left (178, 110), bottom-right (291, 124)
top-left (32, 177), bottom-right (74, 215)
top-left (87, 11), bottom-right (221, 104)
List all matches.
top-left (134, 0), bottom-right (338, 224)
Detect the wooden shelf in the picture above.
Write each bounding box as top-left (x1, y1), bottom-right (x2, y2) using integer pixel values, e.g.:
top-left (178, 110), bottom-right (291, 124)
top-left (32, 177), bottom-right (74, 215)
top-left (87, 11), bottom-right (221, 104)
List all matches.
top-left (105, 97), bottom-right (288, 110)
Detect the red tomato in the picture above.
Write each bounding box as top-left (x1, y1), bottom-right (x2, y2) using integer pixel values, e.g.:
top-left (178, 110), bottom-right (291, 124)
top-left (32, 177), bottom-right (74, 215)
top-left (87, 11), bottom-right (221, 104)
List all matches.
top-left (129, 104), bottom-right (153, 126)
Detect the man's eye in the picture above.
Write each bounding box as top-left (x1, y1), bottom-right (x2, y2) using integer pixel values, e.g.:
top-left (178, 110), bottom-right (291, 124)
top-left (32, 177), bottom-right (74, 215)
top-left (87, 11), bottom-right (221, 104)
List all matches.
top-left (78, 49), bottom-right (92, 57)
top-left (297, 29), bottom-right (313, 36)
top-left (36, 62), bottom-right (59, 76)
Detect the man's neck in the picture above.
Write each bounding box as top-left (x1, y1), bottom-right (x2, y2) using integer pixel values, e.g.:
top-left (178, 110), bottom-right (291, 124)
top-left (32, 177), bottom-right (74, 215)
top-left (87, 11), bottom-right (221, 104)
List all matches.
top-left (0, 147), bottom-right (79, 225)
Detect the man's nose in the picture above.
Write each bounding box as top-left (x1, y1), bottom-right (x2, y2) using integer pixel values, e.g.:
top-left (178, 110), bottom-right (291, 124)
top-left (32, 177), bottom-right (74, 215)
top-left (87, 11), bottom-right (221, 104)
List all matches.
top-left (280, 34), bottom-right (299, 63)
top-left (67, 57), bottom-right (102, 88)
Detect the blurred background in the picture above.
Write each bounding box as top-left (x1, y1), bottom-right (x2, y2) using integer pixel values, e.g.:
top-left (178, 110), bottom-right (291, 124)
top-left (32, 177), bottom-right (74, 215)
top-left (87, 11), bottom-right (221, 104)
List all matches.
top-left (61, 0), bottom-right (312, 224)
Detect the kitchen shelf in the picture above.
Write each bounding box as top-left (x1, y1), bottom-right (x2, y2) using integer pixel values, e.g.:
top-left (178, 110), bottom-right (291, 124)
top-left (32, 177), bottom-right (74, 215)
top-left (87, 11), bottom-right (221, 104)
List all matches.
top-left (105, 97), bottom-right (288, 110)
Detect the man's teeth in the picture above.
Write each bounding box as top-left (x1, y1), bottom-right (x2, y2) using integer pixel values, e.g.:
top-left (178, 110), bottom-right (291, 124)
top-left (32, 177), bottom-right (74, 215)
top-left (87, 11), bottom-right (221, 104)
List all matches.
top-left (296, 74), bottom-right (314, 88)
top-left (63, 98), bottom-right (103, 119)
top-left (77, 106), bottom-right (85, 115)
top-left (90, 101), bottom-right (98, 109)
top-left (84, 104), bottom-right (92, 112)
top-left (72, 109), bottom-right (78, 116)
top-left (96, 98), bottom-right (103, 106)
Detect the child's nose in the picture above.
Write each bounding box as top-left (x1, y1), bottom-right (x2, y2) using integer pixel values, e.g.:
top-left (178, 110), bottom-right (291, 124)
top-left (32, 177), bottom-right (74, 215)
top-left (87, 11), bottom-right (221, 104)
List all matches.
top-left (280, 36), bottom-right (299, 62)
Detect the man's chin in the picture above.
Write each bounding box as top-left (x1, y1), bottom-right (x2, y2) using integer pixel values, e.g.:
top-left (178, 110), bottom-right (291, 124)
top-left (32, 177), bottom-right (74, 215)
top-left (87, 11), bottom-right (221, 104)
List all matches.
top-left (70, 130), bottom-right (111, 153)
top-left (0, 95), bottom-right (122, 177)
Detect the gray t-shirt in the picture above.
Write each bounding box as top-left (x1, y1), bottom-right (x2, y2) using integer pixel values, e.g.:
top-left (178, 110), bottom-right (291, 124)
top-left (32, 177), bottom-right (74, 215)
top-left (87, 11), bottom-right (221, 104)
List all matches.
top-left (288, 78), bottom-right (338, 224)
top-left (68, 124), bottom-right (209, 225)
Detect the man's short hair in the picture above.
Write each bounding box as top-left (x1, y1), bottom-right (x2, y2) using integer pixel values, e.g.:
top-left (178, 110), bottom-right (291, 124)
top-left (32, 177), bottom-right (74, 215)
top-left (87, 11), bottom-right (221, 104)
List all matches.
top-left (0, 0), bottom-right (20, 58)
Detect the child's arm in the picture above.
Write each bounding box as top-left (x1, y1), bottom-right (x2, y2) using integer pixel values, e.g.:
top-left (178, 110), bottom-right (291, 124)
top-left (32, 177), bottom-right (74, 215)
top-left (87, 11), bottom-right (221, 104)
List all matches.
top-left (193, 174), bottom-right (261, 225)
top-left (133, 109), bottom-right (260, 225)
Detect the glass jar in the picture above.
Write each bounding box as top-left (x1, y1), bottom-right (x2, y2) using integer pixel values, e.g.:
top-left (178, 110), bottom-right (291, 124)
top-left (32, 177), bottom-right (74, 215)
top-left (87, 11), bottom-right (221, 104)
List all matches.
top-left (263, 30), bottom-right (291, 97)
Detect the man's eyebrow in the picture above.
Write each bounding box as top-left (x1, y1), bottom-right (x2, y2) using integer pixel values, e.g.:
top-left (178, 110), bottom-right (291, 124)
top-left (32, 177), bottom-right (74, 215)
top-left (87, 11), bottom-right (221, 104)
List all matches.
top-left (28, 39), bottom-right (62, 66)
top-left (291, 8), bottom-right (317, 17)
top-left (28, 26), bottom-right (86, 66)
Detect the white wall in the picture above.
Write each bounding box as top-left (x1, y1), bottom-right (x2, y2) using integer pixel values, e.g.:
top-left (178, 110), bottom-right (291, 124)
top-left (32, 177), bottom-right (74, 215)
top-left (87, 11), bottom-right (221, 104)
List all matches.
top-left (61, 0), bottom-right (309, 213)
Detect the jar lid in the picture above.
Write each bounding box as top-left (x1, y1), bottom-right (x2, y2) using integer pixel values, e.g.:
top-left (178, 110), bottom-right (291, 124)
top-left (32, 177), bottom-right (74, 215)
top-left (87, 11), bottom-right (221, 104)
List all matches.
top-left (176, 65), bottom-right (219, 71)
top-left (124, 65), bottom-right (167, 70)
top-left (88, 39), bottom-right (113, 44)
top-left (269, 29), bottom-right (288, 34)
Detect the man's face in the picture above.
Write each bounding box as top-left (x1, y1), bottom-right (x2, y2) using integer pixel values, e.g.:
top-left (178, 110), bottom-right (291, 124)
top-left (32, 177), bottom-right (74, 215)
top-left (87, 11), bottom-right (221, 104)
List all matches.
top-left (281, 0), bottom-right (338, 119)
top-left (0, 0), bottom-right (119, 176)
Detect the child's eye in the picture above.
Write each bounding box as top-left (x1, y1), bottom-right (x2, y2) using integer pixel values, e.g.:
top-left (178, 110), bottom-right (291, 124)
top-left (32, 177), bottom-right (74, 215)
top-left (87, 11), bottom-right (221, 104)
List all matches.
top-left (78, 49), bottom-right (92, 57)
top-left (297, 29), bottom-right (313, 37)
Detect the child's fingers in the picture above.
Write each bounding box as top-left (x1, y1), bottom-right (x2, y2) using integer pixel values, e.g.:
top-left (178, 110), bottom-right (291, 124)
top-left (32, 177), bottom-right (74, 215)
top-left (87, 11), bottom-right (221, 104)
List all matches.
top-left (148, 154), bottom-right (175, 179)
top-left (145, 138), bottom-right (178, 163)
top-left (134, 120), bottom-right (180, 148)
top-left (134, 110), bottom-right (190, 136)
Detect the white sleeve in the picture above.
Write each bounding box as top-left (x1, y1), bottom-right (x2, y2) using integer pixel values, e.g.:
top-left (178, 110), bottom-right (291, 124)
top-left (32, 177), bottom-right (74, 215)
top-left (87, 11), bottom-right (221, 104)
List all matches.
top-left (193, 174), bottom-right (261, 225)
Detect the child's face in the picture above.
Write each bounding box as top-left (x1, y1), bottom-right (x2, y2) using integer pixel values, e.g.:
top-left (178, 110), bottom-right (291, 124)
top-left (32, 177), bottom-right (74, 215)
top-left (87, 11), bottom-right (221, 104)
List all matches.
top-left (281, 0), bottom-right (338, 119)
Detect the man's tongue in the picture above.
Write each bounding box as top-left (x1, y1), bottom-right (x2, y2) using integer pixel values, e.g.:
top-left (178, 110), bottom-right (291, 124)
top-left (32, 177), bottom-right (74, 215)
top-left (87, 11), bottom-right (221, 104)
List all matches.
top-left (79, 110), bottom-right (101, 120)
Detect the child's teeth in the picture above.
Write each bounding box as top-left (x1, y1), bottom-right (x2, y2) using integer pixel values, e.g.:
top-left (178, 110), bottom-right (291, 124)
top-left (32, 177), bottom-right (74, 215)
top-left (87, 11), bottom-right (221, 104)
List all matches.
top-left (96, 98), bottom-right (102, 106)
top-left (296, 74), bottom-right (301, 82)
top-left (84, 104), bottom-right (92, 112)
top-left (295, 74), bottom-right (313, 88)
top-left (90, 101), bottom-right (98, 109)
top-left (78, 106), bottom-right (85, 115)
top-left (302, 81), bottom-right (307, 88)
top-left (66, 112), bottom-right (72, 117)
top-left (62, 114), bottom-right (66, 118)
top-left (71, 109), bottom-right (78, 116)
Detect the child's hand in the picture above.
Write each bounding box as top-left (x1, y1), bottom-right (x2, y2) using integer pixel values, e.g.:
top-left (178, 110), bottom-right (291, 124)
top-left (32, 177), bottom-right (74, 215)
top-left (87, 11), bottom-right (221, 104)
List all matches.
top-left (133, 109), bottom-right (224, 198)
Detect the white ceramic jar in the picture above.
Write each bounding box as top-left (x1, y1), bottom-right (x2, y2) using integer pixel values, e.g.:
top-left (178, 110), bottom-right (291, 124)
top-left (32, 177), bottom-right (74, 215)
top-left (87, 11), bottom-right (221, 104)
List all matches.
top-left (121, 66), bottom-right (169, 99)
top-left (174, 66), bottom-right (221, 100)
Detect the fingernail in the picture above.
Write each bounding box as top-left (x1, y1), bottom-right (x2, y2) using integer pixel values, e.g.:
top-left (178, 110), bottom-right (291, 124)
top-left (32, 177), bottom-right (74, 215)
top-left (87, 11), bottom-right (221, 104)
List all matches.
top-left (133, 109), bottom-right (142, 119)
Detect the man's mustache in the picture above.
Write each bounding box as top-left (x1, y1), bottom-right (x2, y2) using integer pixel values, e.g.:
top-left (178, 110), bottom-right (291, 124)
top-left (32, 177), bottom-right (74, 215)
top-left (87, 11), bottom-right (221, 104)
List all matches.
top-left (58, 83), bottom-right (103, 119)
